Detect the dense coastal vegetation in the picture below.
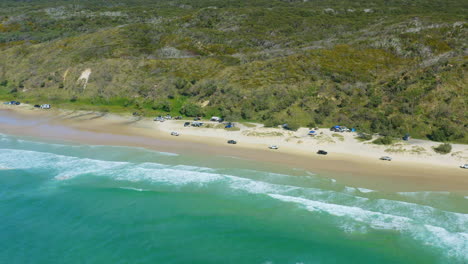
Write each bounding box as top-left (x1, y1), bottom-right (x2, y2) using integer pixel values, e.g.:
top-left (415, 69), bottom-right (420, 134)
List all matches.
top-left (0, 0), bottom-right (466, 143)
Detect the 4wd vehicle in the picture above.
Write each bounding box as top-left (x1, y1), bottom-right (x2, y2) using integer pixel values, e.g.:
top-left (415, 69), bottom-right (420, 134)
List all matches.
top-left (317, 150), bottom-right (328, 155)
top-left (191, 121), bottom-right (203, 127)
top-left (227, 140), bottom-right (237, 144)
top-left (154, 116), bottom-right (164, 122)
top-left (170, 132), bottom-right (180, 136)
top-left (403, 134), bottom-right (410, 141)
top-left (184, 122), bottom-right (191, 127)
top-left (380, 156), bottom-right (392, 161)
top-left (460, 164), bottom-right (468, 169)
top-left (7, 101), bottom-right (20, 105)
top-left (269, 145), bottom-right (279, 150)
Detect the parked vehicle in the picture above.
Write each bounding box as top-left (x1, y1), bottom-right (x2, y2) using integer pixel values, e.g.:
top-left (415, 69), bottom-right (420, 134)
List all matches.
top-left (154, 116), bottom-right (165, 122)
top-left (210, 116), bottom-right (221, 122)
top-left (184, 122), bottom-right (191, 127)
top-left (403, 134), bottom-right (410, 141)
top-left (269, 145), bottom-right (279, 150)
top-left (175, 116), bottom-right (183, 120)
top-left (7, 100), bottom-right (20, 105)
top-left (225, 122), bottom-right (234, 129)
top-left (460, 164), bottom-right (468, 169)
top-left (40, 104), bottom-right (51, 109)
top-left (191, 121), bottom-right (203, 127)
top-left (317, 150), bottom-right (328, 155)
top-left (170, 132), bottom-right (179, 136)
top-left (165, 114), bottom-right (172, 120)
top-left (380, 156), bottom-right (392, 161)
top-left (34, 104), bottom-right (40, 108)
top-left (330, 125), bottom-right (349, 132)
top-left (193, 117), bottom-right (201, 121)
top-left (227, 140), bottom-right (237, 144)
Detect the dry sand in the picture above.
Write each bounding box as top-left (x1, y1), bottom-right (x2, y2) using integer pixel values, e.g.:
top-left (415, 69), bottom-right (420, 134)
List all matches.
top-left (0, 103), bottom-right (467, 192)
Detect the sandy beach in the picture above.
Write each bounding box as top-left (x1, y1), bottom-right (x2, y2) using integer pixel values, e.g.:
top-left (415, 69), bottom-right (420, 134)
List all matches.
top-left (0, 103), bottom-right (467, 192)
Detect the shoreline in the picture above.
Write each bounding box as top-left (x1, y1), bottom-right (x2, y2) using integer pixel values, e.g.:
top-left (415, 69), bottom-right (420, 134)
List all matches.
top-left (0, 104), bottom-right (467, 192)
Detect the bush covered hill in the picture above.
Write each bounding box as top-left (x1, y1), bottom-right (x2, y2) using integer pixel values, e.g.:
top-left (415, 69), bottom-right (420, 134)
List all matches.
top-left (0, 0), bottom-right (467, 143)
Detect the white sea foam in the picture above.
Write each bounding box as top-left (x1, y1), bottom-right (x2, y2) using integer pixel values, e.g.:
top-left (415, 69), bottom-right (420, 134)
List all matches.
top-left (356, 188), bottom-right (375, 193)
top-left (269, 194), bottom-right (468, 261)
top-left (397, 191), bottom-right (451, 199)
top-left (421, 225), bottom-right (468, 261)
top-left (119, 187), bottom-right (148, 192)
top-left (269, 194), bottom-right (413, 230)
top-left (157, 151), bottom-right (179, 156)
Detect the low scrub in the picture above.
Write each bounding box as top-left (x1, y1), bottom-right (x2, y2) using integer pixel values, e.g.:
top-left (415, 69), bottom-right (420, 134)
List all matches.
top-left (372, 136), bottom-right (394, 145)
top-left (332, 133), bottom-right (344, 141)
top-left (433, 143), bottom-right (452, 154)
top-left (357, 133), bottom-right (373, 141)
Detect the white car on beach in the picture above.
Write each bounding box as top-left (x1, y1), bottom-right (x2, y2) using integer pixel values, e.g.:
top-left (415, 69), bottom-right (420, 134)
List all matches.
top-left (380, 156), bottom-right (392, 161)
top-left (170, 132), bottom-right (180, 136)
top-left (460, 164), bottom-right (468, 169)
top-left (269, 145), bottom-right (279, 150)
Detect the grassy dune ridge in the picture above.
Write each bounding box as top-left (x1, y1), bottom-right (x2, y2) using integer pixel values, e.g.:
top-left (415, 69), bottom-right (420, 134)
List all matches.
top-left (0, 0), bottom-right (466, 143)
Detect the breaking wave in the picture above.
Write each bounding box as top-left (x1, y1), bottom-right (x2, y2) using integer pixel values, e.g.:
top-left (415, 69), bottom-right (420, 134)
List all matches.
top-left (0, 146), bottom-right (467, 262)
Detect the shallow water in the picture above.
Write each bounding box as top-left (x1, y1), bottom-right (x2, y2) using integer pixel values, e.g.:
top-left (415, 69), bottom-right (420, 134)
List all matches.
top-left (0, 133), bottom-right (467, 264)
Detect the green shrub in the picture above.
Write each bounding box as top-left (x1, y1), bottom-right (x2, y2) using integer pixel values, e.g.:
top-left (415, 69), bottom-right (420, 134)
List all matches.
top-left (152, 100), bottom-right (171, 112)
top-left (372, 136), bottom-right (393, 145)
top-left (433, 143), bottom-right (452, 154)
top-left (357, 133), bottom-right (373, 141)
top-left (180, 102), bottom-right (203, 117)
top-left (428, 126), bottom-right (464, 142)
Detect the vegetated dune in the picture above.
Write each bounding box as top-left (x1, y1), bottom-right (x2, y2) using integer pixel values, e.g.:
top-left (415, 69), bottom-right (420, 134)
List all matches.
top-left (0, 0), bottom-right (466, 143)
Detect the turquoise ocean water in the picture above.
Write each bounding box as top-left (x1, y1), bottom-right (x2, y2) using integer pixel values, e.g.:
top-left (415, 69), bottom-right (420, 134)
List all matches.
top-left (0, 133), bottom-right (467, 264)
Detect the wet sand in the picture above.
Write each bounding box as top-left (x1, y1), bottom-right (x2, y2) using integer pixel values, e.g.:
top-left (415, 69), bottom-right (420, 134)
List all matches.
top-left (0, 105), bottom-right (467, 192)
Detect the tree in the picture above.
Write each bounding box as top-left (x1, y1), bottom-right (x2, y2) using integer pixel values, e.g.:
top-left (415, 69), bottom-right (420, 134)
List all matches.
top-left (180, 102), bottom-right (203, 117)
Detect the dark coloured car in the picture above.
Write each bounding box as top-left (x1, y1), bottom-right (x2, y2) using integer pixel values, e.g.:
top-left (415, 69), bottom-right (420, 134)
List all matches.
top-left (317, 150), bottom-right (328, 155)
top-left (34, 105), bottom-right (41, 108)
top-left (227, 140), bottom-right (237, 144)
top-left (184, 122), bottom-right (190, 127)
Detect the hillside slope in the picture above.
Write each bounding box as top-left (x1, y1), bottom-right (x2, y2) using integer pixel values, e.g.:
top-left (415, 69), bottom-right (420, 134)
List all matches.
top-left (0, 0), bottom-right (467, 142)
